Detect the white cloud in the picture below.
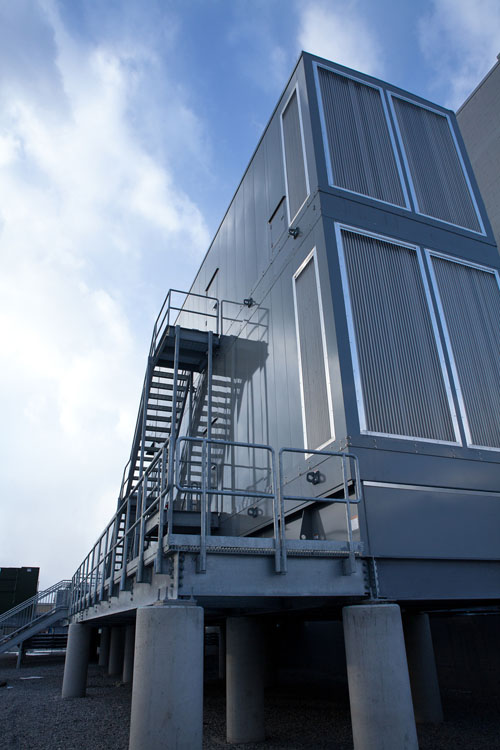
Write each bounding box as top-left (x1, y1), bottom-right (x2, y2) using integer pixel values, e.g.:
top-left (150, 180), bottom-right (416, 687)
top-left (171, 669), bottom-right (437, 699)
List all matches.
top-left (297, 0), bottom-right (385, 78)
top-left (418, 0), bottom-right (500, 109)
top-left (0, 2), bottom-right (210, 588)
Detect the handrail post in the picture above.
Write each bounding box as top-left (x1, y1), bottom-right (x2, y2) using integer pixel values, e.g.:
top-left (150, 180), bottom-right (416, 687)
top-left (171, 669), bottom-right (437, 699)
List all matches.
top-left (278, 450), bottom-right (288, 574)
top-left (120, 494), bottom-right (133, 590)
top-left (199, 438), bottom-right (208, 573)
top-left (155, 440), bottom-right (169, 574)
top-left (166, 326), bottom-right (181, 548)
top-left (270, 448), bottom-right (282, 573)
top-left (343, 455), bottom-right (356, 575)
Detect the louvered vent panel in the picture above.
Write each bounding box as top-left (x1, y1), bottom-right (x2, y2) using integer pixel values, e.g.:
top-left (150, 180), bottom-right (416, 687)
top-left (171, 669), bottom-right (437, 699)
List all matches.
top-left (282, 91), bottom-right (308, 221)
top-left (393, 97), bottom-right (481, 232)
top-left (294, 256), bottom-right (333, 449)
top-left (342, 230), bottom-right (455, 441)
top-left (317, 68), bottom-right (406, 206)
top-left (431, 257), bottom-right (500, 448)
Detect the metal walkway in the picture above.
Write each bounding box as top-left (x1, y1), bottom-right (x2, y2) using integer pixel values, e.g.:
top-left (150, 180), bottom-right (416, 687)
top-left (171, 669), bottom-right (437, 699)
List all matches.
top-left (0, 580), bottom-right (71, 654)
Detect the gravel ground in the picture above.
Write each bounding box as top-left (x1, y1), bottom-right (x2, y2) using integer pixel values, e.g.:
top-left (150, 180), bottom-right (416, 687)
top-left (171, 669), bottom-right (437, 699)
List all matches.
top-left (1, 652), bottom-right (500, 749)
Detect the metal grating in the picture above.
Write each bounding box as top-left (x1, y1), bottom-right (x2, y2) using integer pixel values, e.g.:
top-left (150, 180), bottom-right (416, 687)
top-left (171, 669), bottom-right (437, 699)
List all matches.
top-left (430, 256), bottom-right (500, 449)
top-left (281, 89), bottom-right (308, 222)
top-left (392, 97), bottom-right (481, 232)
top-left (293, 253), bottom-right (333, 450)
top-left (316, 67), bottom-right (406, 207)
top-left (340, 229), bottom-right (456, 442)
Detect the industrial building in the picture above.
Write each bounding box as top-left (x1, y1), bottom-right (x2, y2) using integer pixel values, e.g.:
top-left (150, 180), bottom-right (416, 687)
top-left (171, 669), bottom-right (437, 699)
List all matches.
top-left (2, 52), bottom-right (500, 749)
top-left (457, 54), bottom-right (500, 250)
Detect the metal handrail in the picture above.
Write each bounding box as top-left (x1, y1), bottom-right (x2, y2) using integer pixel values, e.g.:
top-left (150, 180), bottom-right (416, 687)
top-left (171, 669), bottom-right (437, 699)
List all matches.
top-left (0, 580), bottom-right (71, 626)
top-left (278, 448), bottom-right (362, 574)
top-left (150, 289), bottom-right (219, 355)
top-left (175, 436), bottom-right (280, 573)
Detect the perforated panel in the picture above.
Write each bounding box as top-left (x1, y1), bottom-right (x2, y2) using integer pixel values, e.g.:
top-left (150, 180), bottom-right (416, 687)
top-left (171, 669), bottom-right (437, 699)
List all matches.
top-left (431, 256), bottom-right (500, 448)
top-left (340, 229), bottom-right (456, 442)
top-left (316, 66), bottom-right (406, 207)
top-left (281, 90), bottom-right (308, 222)
top-left (392, 97), bottom-right (481, 232)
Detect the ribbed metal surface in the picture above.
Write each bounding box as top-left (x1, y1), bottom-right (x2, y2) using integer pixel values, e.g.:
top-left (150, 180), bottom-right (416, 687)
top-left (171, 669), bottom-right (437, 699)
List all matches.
top-left (317, 67), bottom-right (406, 206)
top-left (431, 256), bottom-right (500, 448)
top-left (342, 230), bottom-right (455, 441)
top-left (282, 91), bottom-right (308, 221)
top-left (294, 256), bottom-right (332, 449)
top-left (392, 97), bottom-right (481, 231)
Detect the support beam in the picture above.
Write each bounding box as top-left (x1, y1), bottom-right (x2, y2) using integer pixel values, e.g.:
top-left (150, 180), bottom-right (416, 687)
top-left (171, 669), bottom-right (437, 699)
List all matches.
top-left (129, 604), bottom-right (204, 750)
top-left (108, 626), bottom-right (125, 677)
top-left (226, 616), bottom-right (265, 744)
top-left (343, 604), bottom-right (418, 750)
top-left (404, 612), bottom-right (443, 723)
top-left (98, 626), bottom-right (110, 668)
top-left (62, 622), bottom-right (91, 699)
top-left (122, 624), bottom-right (135, 684)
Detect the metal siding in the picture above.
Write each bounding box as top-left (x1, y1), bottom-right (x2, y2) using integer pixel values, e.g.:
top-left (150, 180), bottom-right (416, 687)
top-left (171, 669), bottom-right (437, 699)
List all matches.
top-left (431, 256), bottom-right (500, 448)
top-left (392, 97), bottom-right (481, 232)
top-left (294, 255), bottom-right (332, 449)
top-left (317, 67), bottom-right (406, 206)
top-left (281, 90), bottom-right (308, 222)
top-left (341, 229), bottom-right (456, 441)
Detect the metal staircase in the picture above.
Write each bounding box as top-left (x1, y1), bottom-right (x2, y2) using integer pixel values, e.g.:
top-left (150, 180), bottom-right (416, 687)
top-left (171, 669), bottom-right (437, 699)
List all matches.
top-left (0, 580), bottom-right (71, 654)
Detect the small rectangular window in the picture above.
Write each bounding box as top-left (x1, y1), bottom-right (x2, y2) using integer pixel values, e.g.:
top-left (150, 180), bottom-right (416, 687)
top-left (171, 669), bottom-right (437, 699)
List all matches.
top-left (281, 87), bottom-right (309, 224)
top-left (293, 249), bottom-right (334, 450)
top-left (390, 95), bottom-right (484, 233)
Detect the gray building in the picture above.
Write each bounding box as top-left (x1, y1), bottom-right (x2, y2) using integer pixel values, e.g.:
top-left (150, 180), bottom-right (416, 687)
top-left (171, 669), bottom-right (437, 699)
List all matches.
top-left (57, 52), bottom-right (500, 748)
top-left (457, 54), bottom-right (500, 251)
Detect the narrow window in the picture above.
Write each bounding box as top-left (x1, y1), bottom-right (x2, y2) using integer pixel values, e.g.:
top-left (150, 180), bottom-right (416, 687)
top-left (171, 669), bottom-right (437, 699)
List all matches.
top-left (281, 87), bottom-right (309, 224)
top-left (293, 249), bottom-right (334, 450)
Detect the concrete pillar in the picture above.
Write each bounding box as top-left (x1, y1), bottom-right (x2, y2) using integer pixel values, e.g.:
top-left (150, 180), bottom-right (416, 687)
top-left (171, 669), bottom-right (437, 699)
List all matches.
top-left (98, 626), bottom-right (110, 667)
top-left (61, 622), bottom-right (91, 698)
top-left (122, 623), bottom-right (135, 684)
top-left (129, 604), bottom-right (204, 750)
top-left (226, 616), bottom-right (265, 744)
top-left (343, 604), bottom-right (418, 750)
top-left (108, 626), bottom-right (125, 677)
top-left (404, 612), bottom-right (443, 723)
top-left (218, 624), bottom-right (226, 681)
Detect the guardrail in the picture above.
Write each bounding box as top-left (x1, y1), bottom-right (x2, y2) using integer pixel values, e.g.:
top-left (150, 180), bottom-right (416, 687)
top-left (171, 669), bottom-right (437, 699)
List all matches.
top-left (150, 289), bottom-right (219, 355)
top-left (0, 580), bottom-right (71, 646)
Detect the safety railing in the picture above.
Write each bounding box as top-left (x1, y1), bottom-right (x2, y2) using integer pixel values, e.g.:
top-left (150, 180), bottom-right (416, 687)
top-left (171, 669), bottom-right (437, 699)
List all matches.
top-left (175, 436), bottom-right (280, 573)
top-left (0, 580), bottom-right (71, 646)
top-left (278, 448), bottom-right (362, 573)
top-left (150, 289), bottom-right (219, 355)
top-left (70, 439), bottom-right (170, 615)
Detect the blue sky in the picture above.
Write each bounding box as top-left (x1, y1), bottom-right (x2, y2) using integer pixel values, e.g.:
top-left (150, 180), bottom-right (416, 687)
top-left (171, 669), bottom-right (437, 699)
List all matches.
top-left (0, 0), bottom-right (498, 588)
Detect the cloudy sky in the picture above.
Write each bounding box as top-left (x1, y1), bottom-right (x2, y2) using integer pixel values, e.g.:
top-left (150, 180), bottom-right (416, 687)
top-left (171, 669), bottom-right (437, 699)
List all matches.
top-left (1, 0), bottom-right (498, 589)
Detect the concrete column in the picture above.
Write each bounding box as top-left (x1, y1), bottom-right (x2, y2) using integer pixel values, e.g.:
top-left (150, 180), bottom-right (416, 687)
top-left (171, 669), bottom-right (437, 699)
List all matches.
top-left (343, 604), bottom-right (418, 750)
top-left (61, 622), bottom-right (91, 698)
top-left (122, 624), bottom-right (135, 684)
top-left (404, 612), bottom-right (443, 723)
top-left (108, 626), bottom-right (125, 677)
top-left (129, 604), bottom-right (204, 750)
top-left (98, 626), bottom-right (110, 667)
top-left (226, 616), bottom-right (265, 744)
top-left (218, 624), bottom-right (226, 681)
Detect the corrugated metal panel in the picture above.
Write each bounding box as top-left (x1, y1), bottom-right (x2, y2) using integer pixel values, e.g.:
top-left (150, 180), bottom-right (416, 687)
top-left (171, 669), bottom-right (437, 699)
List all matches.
top-left (392, 97), bottom-right (481, 232)
top-left (293, 253), bottom-right (333, 449)
top-left (340, 229), bottom-right (456, 442)
top-left (281, 90), bottom-right (308, 222)
top-left (316, 67), bottom-right (406, 207)
top-left (430, 255), bottom-right (500, 448)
